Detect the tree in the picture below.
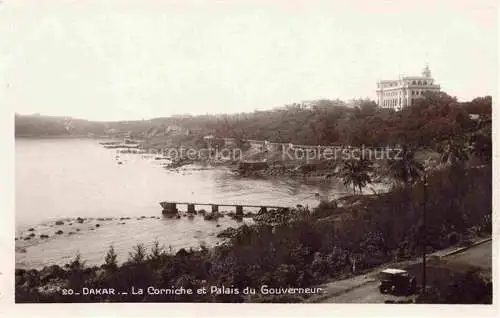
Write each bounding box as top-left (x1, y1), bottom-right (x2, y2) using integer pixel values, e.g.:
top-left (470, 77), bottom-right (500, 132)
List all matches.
top-left (221, 115), bottom-right (249, 150)
top-left (67, 252), bottom-right (86, 292)
top-left (104, 245), bottom-right (118, 270)
top-left (128, 244), bottom-right (147, 264)
top-left (149, 240), bottom-right (165, 261)
top-left (339, 159), bottom-right (373, 194)
top-left (470, 132), bottom-right (491, 165)
top-left (389, 146), bottom-right (424, 188)
top-left (70, 252), bottom-right (85, 271)
top-left (440, 137), bottom-right (469, 167)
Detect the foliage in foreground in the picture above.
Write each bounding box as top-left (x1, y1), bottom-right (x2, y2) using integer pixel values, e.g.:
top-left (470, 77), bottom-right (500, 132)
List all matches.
top-left (15, 165), bottom-right (491, 303)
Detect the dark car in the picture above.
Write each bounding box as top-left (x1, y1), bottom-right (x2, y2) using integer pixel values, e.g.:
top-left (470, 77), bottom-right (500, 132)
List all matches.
top-left (379, 268), bottom-right (417, 295)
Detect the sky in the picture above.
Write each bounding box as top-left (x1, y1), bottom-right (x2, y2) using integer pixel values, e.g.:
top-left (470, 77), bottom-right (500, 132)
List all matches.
top-left (0, 0), bottom-right (497, 121)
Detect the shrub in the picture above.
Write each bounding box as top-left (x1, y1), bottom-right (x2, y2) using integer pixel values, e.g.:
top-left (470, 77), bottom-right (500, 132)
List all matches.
top-left (104, 245), bottom-right (118, 271)
top-left (128, 244), bottom-right (146, 264)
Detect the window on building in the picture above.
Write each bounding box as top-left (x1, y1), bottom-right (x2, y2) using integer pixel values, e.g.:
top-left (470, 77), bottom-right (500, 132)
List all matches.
top-left (423, 81), bottom-right (427, 85)
top-left (412, 80), bottom-right (416, 85)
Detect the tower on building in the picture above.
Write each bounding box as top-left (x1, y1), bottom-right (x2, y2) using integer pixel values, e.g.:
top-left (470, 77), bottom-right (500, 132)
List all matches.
top-left (422, 64), bottom-right (432, 77)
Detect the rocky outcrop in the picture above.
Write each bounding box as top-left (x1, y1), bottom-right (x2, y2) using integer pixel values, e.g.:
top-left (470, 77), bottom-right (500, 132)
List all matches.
top-left (203, 213), bottom-right (221, 221)
top-left (217, 227), bottom-right (238, 239)
top-left (252, 207), bottom-right (310, 226)
top-left (236, 161), bottom-right (269, 176)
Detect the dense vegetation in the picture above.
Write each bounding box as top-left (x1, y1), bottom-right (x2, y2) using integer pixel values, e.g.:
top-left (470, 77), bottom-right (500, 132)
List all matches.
top-left (15, 93), bottom-right (492, 303)
top-left (15, 93), bottom-right (491, 150)
top-left (16, 163), bottom-right (491, 303)
top-left (14, 114), bottom-right (108, 137)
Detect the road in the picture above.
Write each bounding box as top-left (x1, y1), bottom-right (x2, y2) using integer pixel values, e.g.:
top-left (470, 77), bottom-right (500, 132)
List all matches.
top-left (446, 240), bottom-right (492, 273)
top-left (316, 240), bottom-right (492, 303)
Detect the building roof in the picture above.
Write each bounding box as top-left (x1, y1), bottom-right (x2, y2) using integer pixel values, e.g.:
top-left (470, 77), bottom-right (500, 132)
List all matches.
top-left (402, 76), bottom-right (432, 80)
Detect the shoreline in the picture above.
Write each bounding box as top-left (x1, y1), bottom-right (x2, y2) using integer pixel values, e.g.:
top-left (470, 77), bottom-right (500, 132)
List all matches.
top-left (15, 212), bottom-right (256, 270)
top-left (14, 165), bottom-right (492, 303)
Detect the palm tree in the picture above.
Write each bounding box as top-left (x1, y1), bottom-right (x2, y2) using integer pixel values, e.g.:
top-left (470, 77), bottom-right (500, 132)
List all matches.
top-left (389, 146), bottom-right (424, 188)
top-left (439, 137), bottom-right (470, 233)
top-left (340, 159), bottom-right (373, 194)
top-left (440, 137), bottom-right (469, 167)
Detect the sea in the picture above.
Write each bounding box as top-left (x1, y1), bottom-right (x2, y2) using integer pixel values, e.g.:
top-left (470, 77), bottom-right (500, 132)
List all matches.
top-left (15, 138), bottom-right (380, 269)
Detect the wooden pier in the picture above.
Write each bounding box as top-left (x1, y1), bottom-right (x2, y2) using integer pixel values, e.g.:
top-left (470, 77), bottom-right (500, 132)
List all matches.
top-left (160, 201), bottom-right (290, 216)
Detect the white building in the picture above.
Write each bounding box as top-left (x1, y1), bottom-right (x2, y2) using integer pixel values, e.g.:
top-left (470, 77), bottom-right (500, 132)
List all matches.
top-left (376, 65), bottom-right (440, 110)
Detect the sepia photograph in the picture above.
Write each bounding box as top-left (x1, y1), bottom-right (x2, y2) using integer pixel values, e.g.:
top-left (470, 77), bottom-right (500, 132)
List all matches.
top-left (1, 0), bottom-right (496, 313)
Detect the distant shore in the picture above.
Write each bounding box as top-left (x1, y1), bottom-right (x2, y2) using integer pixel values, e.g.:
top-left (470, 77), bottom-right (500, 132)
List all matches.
top-left (15, 135), bottom-right (109, 139)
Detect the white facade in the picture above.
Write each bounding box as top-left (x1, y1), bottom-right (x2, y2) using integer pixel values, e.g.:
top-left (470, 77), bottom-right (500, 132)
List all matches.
top-left (376, 65), bottom-right (440, 110)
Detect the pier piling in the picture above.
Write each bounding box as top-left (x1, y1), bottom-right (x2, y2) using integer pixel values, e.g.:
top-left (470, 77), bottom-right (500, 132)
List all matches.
top-left (162, 202), bottom-right (178, 215)
top-left (160, 201), bottom-right (289, 216)
top-left (236, 205), bottom-right (243, 216)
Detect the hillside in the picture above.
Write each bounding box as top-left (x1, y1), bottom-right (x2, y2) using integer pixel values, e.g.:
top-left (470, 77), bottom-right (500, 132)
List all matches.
top-left (15, 93), bottom-right (491, 151)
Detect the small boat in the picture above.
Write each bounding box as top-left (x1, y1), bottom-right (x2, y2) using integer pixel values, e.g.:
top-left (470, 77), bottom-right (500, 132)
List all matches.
top-left (117, 161), bottom-right (123, 165)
